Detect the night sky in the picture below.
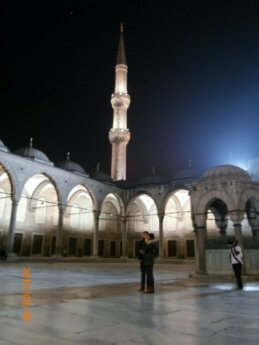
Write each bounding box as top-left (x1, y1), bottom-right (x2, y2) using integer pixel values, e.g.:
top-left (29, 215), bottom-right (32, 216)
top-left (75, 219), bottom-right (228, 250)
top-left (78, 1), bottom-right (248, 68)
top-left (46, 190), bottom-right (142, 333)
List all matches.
top-left (1, 0), bottom-right (259, 183)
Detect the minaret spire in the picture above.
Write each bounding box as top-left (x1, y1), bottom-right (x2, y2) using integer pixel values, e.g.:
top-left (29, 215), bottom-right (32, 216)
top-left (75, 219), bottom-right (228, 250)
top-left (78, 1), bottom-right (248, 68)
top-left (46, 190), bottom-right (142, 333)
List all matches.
top-left (116, 23), bottom-right (127, 65)
top-left (109, 24), bottom-right (131, 181)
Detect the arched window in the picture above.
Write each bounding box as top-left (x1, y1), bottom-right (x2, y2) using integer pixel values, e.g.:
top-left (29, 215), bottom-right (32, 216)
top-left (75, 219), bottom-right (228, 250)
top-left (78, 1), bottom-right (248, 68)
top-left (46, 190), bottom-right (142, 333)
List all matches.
top-left (70, 205), bottom-right (79, 228)
top-left (35, 198), bottom-right (47, 224)
top-left (17, 195), bottom-right (27, 222)
top-left (0, 189), bottom-right (6, 218)
top-left (53, 206), bottom-right (59, 226)
top-left (134, 211), bottom-right (143, 232)
top-left (79, 208), bottom-right (89, 229)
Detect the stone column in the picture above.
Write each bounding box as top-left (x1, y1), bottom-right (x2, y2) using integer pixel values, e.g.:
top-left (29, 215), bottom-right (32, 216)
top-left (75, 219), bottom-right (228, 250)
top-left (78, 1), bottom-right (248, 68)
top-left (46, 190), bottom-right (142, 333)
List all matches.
top-left (218, 219), bottom-right (227, 237)
top-left (233, 221), bottom-right (247, 274)
top-left (251, 220), bottom-right (259, 237)
top-left (55, 204), bottom-right (64, 256)
top-left (6, 198), bottom-right (19, 259)
top-left (196, 226), bottom-right (207, 274)
top-left (233, 222), bottom-right (244, 249)
top-left (252, 228), bottom-right (259, 237)
top-left (92, 211), bottom-right (99, 257)
top-left (193, 225), bottom-right (199, 273)
top-left (120, 217), bottom-right (128, 259)
top-left (193, 212), bottom-right (207, 274)
top-left (158, 213), bottom-right (165, 259)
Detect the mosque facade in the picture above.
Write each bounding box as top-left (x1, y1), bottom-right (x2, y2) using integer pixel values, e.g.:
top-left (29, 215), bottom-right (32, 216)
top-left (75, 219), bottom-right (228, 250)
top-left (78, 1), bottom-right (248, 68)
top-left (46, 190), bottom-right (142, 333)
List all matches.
top-left (0, 28), bottom-right (259, 275)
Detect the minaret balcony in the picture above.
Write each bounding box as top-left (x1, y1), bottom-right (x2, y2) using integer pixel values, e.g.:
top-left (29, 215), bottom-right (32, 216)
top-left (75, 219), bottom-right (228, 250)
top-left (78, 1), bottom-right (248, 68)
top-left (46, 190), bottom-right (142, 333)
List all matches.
top-left (111, 92), bottom-right (130, 99)
top-left (111, 93), bottom-right (131, 107)
top-left (109, 128), bottom-right (131, 145)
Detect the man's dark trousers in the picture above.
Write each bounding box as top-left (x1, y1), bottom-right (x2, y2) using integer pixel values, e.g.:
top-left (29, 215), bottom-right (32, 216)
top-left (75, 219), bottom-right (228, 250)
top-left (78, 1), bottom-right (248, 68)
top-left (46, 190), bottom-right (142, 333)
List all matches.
top-left (146, 265), bottom-right (154, 289)
top-left (232, 263), bottom-right (243, 289)
top-left (140, 261), bottom-right (146, 290)
top-left (140, 262), bottom-right (154, 290)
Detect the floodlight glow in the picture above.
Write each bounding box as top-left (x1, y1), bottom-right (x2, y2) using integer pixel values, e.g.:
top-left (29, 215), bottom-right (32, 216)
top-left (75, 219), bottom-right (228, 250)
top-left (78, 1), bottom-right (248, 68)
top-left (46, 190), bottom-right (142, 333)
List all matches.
top-left (212, 283), bottom-right (233, 291)
top-left (231, 161), bottom-right (248, 171)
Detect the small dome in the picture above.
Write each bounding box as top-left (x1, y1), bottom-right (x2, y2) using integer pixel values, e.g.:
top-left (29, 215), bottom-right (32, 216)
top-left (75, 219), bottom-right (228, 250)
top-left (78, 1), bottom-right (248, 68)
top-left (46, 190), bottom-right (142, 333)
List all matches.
top-left (0, 140), bottom-right (9, 153)
top-left (56, 153), bottom-right (88, 176)
top-left (14, 139), bottom-right (52, 165)
top-left (92, 171), bottom-right (113, 182)
top-left (173, 168), bottom-right (199, 180)
top-left (138, 173), bottom-right (163, 185)
top-left (199, 165), bottom-right (252, 184)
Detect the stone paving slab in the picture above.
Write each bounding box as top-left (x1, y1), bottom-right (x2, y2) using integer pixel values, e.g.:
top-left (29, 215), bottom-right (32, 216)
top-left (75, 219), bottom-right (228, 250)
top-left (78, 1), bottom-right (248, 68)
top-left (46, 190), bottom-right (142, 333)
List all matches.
top-left (0, 262), bottom-right (259, 345)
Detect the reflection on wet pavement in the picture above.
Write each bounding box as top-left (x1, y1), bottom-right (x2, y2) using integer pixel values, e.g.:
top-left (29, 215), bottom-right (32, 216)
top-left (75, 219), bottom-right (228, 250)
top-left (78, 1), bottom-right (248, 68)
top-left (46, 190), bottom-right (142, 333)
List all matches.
top-left (0, 262), bottom-right (258, 345)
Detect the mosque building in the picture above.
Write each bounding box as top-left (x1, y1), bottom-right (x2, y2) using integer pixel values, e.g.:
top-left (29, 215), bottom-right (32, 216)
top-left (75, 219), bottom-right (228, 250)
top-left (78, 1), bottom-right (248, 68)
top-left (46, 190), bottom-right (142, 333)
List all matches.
top-left (0, 26), bottom-right (258, 275)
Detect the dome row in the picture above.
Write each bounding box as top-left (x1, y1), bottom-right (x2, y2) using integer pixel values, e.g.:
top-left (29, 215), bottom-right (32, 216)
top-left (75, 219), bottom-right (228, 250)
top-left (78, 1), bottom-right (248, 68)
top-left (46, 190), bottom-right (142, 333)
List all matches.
top-left (0, 139), bottom-right (252, 184)
top-left (0, 139), bottom-right (112, 181)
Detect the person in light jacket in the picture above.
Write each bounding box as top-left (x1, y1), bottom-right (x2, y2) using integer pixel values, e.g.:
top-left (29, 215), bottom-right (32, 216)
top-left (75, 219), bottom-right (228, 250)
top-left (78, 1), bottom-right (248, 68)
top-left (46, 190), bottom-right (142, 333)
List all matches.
top-left (229, 240), bottom-right (243, 289)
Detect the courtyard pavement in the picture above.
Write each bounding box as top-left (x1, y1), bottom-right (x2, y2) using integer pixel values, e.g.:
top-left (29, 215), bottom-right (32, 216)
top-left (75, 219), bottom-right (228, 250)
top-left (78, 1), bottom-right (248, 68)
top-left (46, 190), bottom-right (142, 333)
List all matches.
top-left (0, 261), bottom-right (259, 345)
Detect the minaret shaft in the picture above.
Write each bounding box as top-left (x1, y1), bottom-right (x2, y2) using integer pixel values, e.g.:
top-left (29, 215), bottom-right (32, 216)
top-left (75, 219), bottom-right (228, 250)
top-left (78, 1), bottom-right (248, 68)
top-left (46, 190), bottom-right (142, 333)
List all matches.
top-left (109, 26), bottom-right (131, 181)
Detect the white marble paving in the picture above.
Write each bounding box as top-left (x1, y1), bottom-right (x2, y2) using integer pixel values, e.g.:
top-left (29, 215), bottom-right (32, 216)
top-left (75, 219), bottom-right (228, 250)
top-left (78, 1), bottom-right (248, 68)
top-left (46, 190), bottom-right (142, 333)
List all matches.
top-left (0, 262), bottom-right (258, 345)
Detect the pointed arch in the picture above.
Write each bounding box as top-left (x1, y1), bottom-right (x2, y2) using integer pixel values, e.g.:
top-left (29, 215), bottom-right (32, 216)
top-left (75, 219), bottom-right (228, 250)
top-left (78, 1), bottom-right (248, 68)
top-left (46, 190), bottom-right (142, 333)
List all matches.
top-left (195, 189), bottom-right (236, 215)
top-left (66, 184), bottom-right (95, 231)
top-left (127, 193), bottom-right (159, 233)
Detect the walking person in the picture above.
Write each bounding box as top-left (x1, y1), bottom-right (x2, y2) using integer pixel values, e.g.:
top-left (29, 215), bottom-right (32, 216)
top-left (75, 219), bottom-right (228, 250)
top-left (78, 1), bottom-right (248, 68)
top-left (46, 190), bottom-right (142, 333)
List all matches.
top-left (137, 231), bottom-right (150, 292)
top-left (229, 240), bottom-right (243, 289)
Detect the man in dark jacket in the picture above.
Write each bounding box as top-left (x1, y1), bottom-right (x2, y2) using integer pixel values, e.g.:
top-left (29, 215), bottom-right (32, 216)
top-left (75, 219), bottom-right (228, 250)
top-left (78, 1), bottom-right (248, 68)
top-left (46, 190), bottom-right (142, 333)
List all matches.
top-left (137, 231), bottom-right (149, 292)
top-left (143, 233), bottom-right (158, 293)
top-left (0, 247), bottom-right (7, 261)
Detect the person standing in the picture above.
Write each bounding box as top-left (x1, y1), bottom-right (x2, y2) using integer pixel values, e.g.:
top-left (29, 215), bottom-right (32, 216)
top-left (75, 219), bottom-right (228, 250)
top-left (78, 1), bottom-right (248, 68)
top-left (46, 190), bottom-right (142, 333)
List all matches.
top-left (137, 231), bottom-right (150, 292)
top-left (0, 247), bottom-right (7, 261)
top-left (229, 240), bottom-right (243, 289)
top-left (143, 233), bottom-right (158, 294)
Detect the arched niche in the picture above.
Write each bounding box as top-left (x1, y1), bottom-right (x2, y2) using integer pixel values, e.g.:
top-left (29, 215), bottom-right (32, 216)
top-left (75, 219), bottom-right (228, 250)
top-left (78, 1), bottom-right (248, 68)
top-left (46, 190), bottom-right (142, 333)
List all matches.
top-left (164, 189), bottom-right (193, 235)
top-left (127, 194), bottom-right (159, 233)
top-left (65, 185), bottom-right (94, 231)
top-left (99, 193), bottom-right (123, 233)
top-left (0, 164), bottom-right (13, 238)
top-left (204, 198), bottom-right (232, 238)
top-left (18, 173), bottom-right (59, 228)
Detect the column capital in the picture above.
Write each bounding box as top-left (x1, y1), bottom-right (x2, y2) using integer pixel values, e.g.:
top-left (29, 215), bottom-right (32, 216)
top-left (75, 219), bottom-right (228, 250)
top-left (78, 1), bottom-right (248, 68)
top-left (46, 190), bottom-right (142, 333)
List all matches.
top-left (93, 209), bottom-right (100, 218)
top-left (158, 212), bottom-right (165, 220)
top-left (193, 213), bottom-right (206, 228)
top-left (11, 198), bottom-right (19, 206)
top-left (58, 203), bottom-right (65, 212)
top-left (229, 211), bottom-right (244, 225)
top-left (252, 228), bottom-right (259, 237)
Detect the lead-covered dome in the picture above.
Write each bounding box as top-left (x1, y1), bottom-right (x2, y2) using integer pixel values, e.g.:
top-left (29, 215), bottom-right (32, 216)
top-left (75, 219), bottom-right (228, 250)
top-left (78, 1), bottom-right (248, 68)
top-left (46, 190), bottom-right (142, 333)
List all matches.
top-left (173, 168), bottom-right (199, 180)
top-left (92, 171), bottom-right (113, 182)
top-left (199, 165), bottom-right (252, 184)
top-left (0, 139), bottom-right (9, 153)
top-left (56, 153), bottom-right (88, 176)
top-left (91, 163), bottom-right (113, 182)
top-left (138, 170), bottom-right (163, 185)
top-left (14, 138), bottom-right (53, 166)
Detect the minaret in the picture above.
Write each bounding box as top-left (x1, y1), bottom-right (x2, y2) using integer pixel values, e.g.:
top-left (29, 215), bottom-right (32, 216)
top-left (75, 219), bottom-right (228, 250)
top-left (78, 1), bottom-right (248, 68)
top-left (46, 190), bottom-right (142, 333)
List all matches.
top-left (109, 23), bottom-right (131, 181)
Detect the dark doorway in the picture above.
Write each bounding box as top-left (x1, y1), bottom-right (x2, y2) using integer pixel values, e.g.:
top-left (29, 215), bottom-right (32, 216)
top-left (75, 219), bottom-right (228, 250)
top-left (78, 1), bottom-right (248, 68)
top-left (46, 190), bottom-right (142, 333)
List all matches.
top-left (69, 238), bottom-right (77, 255)
top-left (32, 235), bottom-right (43, 255)
top-left (84, 239), bottom-right (92, 256)
top-left (110, 241), bottom-right (116, 257)
top-left (13, 233), bottom-right (23, 254)
top-left (98, 240), bottom-right (104, 256)
top-left (167, 240), bottom-right (177, 257)
top-left (186, 240), bottom-right (195, 257)
top-left (51, 236), bottom-right (56, 255)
